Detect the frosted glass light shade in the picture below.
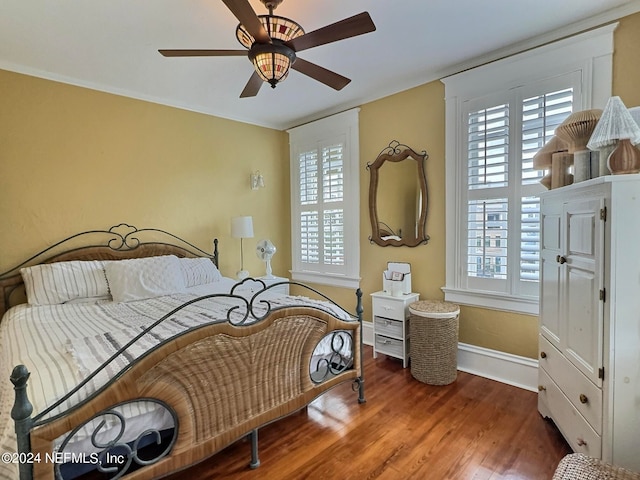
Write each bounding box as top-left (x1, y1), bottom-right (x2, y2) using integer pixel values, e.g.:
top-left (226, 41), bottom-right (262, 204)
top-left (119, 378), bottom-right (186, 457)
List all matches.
top-left (231, 216), bottom-right (254, 238)
top-left (587, 96), bottom-right (640, 150)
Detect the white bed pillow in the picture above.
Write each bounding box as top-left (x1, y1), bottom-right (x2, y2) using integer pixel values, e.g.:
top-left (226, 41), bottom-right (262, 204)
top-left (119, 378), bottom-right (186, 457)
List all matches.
top-left (20, 260), bottom-right (110, 306)
top-left (179, 257), bottom-right (221, 287)
top-left (105, 255), bottom-right (187, 303)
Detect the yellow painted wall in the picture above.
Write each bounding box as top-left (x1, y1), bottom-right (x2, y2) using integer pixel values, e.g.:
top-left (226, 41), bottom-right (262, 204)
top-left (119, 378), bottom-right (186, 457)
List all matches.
top-left (613, 13), bottom-right (640, 106)
top-left (0, 70), bottom-right (290, 278)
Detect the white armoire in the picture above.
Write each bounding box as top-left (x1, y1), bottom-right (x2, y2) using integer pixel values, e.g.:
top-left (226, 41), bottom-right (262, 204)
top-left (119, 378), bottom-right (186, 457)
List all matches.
top-left (538, 175), bottom-right (640, 472)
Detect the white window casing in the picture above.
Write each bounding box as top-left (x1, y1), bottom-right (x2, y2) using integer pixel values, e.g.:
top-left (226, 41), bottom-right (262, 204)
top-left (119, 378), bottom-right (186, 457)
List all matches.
top-left (442, 24), bottom-right (615, 315)
top-left (288, 108), bottom-right (361, 289)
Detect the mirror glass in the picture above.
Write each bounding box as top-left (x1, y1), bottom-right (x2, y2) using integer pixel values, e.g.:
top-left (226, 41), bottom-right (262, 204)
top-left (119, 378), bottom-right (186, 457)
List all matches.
top-left (368, 141), bottom-right (429, 247)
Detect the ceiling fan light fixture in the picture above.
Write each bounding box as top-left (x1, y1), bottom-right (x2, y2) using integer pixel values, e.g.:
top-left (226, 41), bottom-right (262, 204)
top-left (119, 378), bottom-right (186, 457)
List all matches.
top-left (236, 15), bottom-right (305, 48)
top-left (159, 0), bottom-right (377, 97)
top-left (249, 42), bottom-right (296, 88)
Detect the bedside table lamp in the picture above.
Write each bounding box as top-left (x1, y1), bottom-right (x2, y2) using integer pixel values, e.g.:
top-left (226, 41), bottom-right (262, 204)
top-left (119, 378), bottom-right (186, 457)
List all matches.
top-left (231, 216), bottom-right (254, 279)
top-left (587, 96), bottom-right (640, 175)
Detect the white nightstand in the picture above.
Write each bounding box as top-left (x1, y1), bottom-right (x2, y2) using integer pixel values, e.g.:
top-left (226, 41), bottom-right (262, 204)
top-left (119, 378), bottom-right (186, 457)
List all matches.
top-left (371, 291), bottom-right (419, 368)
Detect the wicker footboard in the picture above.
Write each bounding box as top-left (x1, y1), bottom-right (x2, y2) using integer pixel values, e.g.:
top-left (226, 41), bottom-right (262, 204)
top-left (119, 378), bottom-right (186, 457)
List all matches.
top-left (12, 305), bottom-right (363, 480)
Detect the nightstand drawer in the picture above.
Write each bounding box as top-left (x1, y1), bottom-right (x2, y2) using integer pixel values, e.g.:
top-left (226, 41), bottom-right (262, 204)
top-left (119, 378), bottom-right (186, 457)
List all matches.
top-left (374, 316), bottom-right (405, 339)
top-left (372, 296), bottom-right (407, 321)
top-left (375, 334), bottom-right (406, 358)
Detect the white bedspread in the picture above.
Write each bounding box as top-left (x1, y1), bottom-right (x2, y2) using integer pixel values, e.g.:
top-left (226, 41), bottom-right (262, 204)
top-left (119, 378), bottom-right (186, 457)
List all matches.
top-left (0, 279), bottom-right (354, 480)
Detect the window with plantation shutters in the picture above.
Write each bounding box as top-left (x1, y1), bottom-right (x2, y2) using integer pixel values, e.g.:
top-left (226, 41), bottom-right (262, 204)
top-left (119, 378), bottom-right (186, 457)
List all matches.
top-left (443, 25), bottom-right (614, 314)
top-left (298, 143), bottom-right (345, 266)
top-left (288, 109), bottom-right (360, 289)
top-left (465, 88), bottom-right (574, 295)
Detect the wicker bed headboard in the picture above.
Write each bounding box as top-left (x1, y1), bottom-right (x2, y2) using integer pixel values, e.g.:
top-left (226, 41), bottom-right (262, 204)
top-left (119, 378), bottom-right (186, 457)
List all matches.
top-left (0, 223), bottom-right (219, 318)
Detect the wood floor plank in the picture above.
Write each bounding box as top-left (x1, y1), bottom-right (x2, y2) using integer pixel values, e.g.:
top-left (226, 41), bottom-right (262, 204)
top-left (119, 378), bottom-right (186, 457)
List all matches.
top-left (166, 346), bottom-right (570, 479)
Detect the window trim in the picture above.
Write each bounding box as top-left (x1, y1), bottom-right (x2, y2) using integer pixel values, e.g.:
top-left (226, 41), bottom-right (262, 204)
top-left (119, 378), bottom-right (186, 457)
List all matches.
top-left (287, 108), bottom-right (361, 289)
top-left (442, 24), bottom-right (615, 315)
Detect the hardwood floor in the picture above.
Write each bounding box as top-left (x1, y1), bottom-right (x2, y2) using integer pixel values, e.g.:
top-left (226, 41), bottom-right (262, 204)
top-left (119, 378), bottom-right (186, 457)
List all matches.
top-left (167, 346), bottom-right (571, 479)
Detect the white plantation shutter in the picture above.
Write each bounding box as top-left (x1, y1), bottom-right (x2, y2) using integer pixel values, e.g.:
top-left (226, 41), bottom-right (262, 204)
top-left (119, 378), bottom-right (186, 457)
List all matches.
top-left (519, 88), bottom-right (574, 285)
top-left (300, 210), bottom-right (319, 263)
top-left (297, 142), bottom-right (345, 268)
top-left (468, 104), bottom-right (509, 190)
top-left (299, 150), bottom-right (318, 205)
top-left (288, 109), bottom-right (360, 288)
top-left (521, 89), bottom-right (574, 187)
top-left (467, 198), bottom-right (508, 280)
top-left (299, 150), bottom-right (320, 264)
top-left (466, 103), bottom-right (510, 289)
top-left (464, 87), bottom-right (575, 297)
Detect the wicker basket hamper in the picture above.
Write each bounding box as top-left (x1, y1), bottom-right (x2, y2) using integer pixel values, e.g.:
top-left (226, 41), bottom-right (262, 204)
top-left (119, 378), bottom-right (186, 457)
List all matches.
top-left (409, 300), bottom-right (460, 385)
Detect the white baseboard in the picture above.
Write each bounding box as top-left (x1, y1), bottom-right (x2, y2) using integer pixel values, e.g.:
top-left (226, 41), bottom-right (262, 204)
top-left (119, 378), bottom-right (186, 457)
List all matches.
top-left (457, 342), bottom-right (538, 392)
top-left (362, 322), bottom-right (538, 392)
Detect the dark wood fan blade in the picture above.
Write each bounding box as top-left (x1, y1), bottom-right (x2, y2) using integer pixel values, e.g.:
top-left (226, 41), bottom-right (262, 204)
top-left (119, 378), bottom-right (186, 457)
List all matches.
top-left (240, 71), bottom-right (264, 98)
top-left (159, 49), bottom-right (248, 57)
top-left (291, 58), bottom-right (350, 90)
top-left (286, 12), bottom-right (375, 52)
top-left (222, 0), bottom-right (271, 44)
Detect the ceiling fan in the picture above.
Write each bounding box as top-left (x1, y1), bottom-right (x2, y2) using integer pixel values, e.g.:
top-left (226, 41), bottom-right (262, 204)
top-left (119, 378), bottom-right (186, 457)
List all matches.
top-left (159, 0), bottom-right (376, 98)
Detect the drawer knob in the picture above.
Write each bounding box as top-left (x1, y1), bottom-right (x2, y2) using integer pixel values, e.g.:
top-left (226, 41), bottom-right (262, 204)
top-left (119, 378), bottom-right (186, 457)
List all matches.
top-left (579, 394), bottom-right (588, 404)
top-left (538, 385), bottom-right (546, 392)
top-left (576, 437), bottom-right (588, 447)
top-left (540, 351), bottom-right (547, 359)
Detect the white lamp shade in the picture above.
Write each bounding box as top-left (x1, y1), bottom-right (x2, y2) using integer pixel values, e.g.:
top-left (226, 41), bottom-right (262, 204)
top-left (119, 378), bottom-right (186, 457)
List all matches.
top-left (587, 96), bottom-right (640, 149)
top-left (629, 106), bottom-right (640, 128)
top-left (231, 216), bottom-right (254, 239)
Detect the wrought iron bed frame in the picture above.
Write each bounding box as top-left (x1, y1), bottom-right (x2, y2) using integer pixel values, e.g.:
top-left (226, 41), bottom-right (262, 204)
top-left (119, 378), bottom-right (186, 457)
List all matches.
top-left (1, 224), bottom-right (365, 480)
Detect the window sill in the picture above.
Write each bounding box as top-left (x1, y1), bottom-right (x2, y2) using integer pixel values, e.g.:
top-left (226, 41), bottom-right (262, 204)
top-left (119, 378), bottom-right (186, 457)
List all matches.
top-left (290, 270), bottom-right (361, 290)
top-left (441, 287), bottom-right (538, 315)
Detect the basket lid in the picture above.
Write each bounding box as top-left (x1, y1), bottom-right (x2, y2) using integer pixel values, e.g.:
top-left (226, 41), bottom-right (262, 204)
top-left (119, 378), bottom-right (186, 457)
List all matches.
top-left (409, 300), bottom-right (460, 318)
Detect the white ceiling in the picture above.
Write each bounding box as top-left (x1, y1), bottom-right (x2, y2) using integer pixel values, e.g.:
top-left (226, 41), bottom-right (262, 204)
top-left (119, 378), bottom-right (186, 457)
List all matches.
top-left (2, 0), bottom-right (639, 130)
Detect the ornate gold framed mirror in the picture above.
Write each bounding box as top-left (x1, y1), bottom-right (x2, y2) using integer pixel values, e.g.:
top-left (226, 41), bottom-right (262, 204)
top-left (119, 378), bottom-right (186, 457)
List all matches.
top-left (367, 141), bottom-right (429, 247)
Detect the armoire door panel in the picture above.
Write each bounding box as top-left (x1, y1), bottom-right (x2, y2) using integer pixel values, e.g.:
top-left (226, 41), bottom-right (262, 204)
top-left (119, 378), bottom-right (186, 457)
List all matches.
top-left (565, 266), bottom-right (602, 385)
top-left (543, 214), bottom-right (562, 250)
top-left (563, 198), bottom-right (604, 387)
top-left (540, 254), bottom-right (562, 345)
top-left (567, 212), bottom-right (596, 257)
top-left (540, 209), bottom-right (563, 346)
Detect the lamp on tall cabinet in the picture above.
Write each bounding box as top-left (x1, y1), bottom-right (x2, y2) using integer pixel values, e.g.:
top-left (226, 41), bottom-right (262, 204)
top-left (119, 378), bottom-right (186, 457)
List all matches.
top-left (231, 216), bottom-right (254, 279)
top-left (587, 96), bottom-right (640, 174)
